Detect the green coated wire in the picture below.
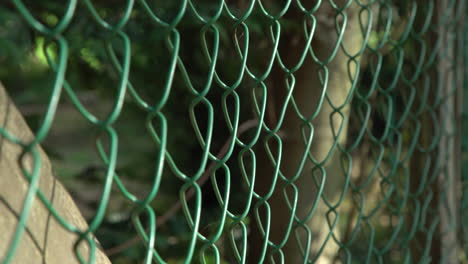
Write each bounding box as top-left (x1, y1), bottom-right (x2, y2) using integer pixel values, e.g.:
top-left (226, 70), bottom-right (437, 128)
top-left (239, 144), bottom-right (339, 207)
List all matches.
top-left (0, 0), bottom-right (465, 263)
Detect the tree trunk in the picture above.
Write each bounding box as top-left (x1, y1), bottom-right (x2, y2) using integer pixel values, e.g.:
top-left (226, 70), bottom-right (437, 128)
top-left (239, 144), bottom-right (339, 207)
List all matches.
top-left (0, 83), bottom-right (110, 264)
top-left (250, 2), bottom-right (365, 263)
top-left (436, 0), bottom-right (463, 262)
top-left (409, 0), bottom-right (464, 262)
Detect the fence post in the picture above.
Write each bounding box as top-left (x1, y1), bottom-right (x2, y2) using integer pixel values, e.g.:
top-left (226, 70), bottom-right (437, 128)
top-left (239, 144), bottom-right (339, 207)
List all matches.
top-left (0, 83), bottom-right (110, 264)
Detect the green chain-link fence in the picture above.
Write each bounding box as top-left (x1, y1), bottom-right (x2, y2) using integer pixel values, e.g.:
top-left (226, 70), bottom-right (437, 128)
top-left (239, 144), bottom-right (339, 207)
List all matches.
top-left (0, 0), bottom-right (466, 263)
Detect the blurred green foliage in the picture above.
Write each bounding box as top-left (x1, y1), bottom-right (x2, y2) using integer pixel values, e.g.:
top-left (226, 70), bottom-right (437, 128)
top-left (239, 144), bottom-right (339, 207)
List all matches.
top-left (0, 2), bottom-right (263, 263)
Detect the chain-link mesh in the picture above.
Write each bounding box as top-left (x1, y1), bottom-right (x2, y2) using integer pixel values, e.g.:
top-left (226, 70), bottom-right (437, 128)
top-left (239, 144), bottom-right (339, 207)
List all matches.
top-left (0, 0), bottom-right (465, 263)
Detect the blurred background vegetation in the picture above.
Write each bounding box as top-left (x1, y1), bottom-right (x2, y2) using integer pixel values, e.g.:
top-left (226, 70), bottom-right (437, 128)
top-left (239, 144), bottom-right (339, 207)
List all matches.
top-left (0, 1), bottom-right (263, 263)
top-left (0, 1), bottom-right (466, 263)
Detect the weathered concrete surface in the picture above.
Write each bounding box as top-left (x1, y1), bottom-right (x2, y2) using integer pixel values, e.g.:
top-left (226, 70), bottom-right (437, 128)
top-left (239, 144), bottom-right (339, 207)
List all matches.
top-left (0, 83), bottom-right (111, 264)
